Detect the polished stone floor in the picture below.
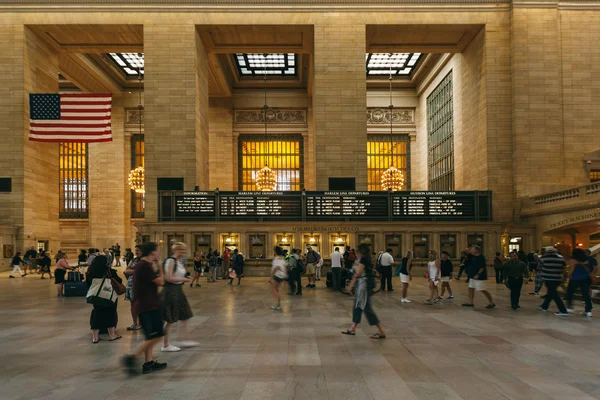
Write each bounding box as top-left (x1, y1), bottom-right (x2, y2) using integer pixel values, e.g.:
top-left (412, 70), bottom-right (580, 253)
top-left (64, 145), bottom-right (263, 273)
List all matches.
top-left (1, 269), bottom-right (599, 400)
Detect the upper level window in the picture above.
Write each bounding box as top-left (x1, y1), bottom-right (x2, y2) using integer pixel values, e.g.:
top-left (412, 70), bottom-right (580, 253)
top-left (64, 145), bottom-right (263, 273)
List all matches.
top-left (367, 135), bottom-right (410, 191)
top-left (131, 134), bottom-right (145, 218)
top-left (590, 170), bottom-right (600, 183)
top-left (108, 53), bottom-right (144, 77)
top-left (366, 53), bottom-right (422, 76)
top-left (427, 72), bottom-right (454, 191)
top-left (234, 53), bottom-right (297, 76)
top-left (239, 135), bottom-right (304, 191)
top-left (59, 142), bottom-right (88, 219)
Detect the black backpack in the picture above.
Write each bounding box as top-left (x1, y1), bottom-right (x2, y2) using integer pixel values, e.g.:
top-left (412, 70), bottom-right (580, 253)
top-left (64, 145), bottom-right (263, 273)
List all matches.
top-left (296, 259), bottom-right (306, 274)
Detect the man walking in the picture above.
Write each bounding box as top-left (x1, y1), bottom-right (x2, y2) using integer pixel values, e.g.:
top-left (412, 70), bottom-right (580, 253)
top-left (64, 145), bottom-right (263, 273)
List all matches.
top-left (503, 251), bottom-right (529, 310)
top-left (538, 246), bottom-right (569, 316)
top-left (23, 246), bottom-right (37, 276)
top-left (378, 248), bottom-right (395, 292)
top-left (330, 247), bottom-right (343, 291)
top-left (462, 246), bottom-right (496, 308)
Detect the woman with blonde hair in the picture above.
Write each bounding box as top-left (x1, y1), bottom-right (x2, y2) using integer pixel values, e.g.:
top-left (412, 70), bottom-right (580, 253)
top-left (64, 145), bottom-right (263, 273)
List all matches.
top-left (160, 242), bottom-right (197, 352)
top-left (424, 250), bottom-right (441, 305)
top-left (399, 250), bottom-right (413, 303)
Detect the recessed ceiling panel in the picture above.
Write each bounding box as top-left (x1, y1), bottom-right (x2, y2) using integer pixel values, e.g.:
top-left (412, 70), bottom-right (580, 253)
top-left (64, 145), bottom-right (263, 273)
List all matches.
top-left (108, 52), bottom-right (144, 77)
top-left (366, 53), bottom-right (422, 76)
top-left (234, 53), bottom-right (297, 76)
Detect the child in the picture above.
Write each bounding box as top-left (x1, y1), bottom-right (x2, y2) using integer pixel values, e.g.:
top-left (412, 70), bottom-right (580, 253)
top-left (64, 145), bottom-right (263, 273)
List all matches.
top-left (424, 250), bottom-right (440, 304)
top-left (439, 251), bottom-right (454, 300)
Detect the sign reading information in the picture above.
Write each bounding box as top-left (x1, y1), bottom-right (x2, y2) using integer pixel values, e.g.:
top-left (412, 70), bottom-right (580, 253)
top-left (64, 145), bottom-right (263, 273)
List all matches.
top-left (159, 190), bottom-right (492, 222)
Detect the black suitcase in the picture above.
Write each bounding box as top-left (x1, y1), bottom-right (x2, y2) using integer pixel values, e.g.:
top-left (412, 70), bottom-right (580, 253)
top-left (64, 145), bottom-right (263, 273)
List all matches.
top-left (64, 281), bottom-right (87, 297)
top-left (67, 270), bottom-right (83, 282)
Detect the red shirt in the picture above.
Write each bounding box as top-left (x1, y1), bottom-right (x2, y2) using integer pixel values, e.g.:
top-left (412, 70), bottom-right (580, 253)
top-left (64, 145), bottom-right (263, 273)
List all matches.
top-left (223, 251), bottom-right (231, 262)
top-left (133, 259), bottom-right (160, 314)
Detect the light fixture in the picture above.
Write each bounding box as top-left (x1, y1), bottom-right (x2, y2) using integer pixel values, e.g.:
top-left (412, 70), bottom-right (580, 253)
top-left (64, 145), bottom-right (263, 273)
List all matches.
top-left (381, 55), bottom-right (405, 192)
top-left (281, 235), bottom-right (288, 243)
top-left (225, 233), bottom-right (233, 243)
top-left (128, 61), bottom-right (145, 194)
top-left (255, 57), bottom-right (277, 191)
top-left (309, 236), bottom-right (316, 243)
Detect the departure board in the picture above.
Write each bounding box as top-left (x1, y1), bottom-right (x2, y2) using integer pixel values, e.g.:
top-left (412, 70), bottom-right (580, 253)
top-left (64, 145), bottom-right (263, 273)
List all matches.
top-left (306, 192), bottom-right (389, 220)
top-left (173, 192), bottom-right (216, 220)
top-left (219, 191), bottom-right (303, 221)
top-left (391, 191), bottom-right (482, 221)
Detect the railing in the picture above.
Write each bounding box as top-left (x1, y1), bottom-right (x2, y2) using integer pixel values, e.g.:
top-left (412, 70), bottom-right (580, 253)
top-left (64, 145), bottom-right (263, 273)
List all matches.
top-left (533, 188), bottom-right (580, 205)
top-left (524, 182), bottom-right (600, 211)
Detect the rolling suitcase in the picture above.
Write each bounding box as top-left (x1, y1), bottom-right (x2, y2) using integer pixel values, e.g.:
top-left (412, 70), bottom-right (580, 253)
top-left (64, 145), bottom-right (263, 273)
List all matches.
top-left (64, 280), bottom-right (87, 297)
top-left (67, 270), bottom-right (83, 282)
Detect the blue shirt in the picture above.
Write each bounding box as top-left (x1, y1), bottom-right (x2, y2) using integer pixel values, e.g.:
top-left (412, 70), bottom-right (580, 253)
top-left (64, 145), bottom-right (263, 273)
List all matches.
top-left (571, 263), bottom-right (591, 281)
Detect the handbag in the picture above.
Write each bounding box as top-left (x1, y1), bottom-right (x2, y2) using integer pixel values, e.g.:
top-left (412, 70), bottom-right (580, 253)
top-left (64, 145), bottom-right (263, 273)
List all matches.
top-left (108, 269), bottom-right (126, 295)
top-left (86, 277), bottom-right (117, 306)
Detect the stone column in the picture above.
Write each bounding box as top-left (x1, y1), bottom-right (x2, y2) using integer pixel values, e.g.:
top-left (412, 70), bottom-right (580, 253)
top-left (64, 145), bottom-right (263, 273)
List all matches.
top-left (209, 98), bottom-right (234, 191)
top-left (312, 23), bottom-right (367, 190)
top-left (143, 24), bottom-right (209, 222)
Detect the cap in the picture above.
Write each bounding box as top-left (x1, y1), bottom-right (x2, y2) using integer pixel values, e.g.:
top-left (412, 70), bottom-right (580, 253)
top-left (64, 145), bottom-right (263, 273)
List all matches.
top-left (543, 246), bottom-right (558, 253)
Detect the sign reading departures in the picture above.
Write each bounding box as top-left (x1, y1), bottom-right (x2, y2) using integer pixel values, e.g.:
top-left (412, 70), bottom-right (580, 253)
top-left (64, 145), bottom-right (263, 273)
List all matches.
top-left (160, 191), bottom-right (492, 222)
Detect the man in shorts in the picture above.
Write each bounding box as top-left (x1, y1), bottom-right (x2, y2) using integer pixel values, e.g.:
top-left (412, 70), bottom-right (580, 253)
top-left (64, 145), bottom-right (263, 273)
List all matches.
top-left (23, 246), bottom-right (37, 276)
top-left (305, 246), bottom-right (320, 288)
top-left (122, 242), bottom-right (167, 375)
top-left (462, 246), bottom-right (496, 309)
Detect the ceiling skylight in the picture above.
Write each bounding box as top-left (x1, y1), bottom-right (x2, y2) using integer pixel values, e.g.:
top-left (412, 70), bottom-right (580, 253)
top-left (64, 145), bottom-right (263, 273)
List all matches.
top-left (366, 53), bottom-right (422, 76)
top-left (108, 53), bottom-right (144, 77)
top-left (234, 53), bottom-right (297, 76)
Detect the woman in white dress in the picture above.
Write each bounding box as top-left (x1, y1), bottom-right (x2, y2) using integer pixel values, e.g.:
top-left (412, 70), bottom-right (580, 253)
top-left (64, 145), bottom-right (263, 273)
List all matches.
top-left (269, 246), bottom-right (287, 311)
top-left (424, 250), bottom-right (441, 305)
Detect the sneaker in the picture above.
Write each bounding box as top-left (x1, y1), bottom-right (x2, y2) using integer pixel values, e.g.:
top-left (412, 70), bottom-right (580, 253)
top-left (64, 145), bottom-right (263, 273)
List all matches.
top-left (537, 306), bottom-right (547, 312)
top-left (486, 303), bottom-right (496, 309)
top-left (454, 277), bottom-right (460, 280)
top-left (461, 303), bottom-right (474, 307)
top-left (142, 360), bottom-right (167, 374)
top-left (582, 312), bottom-right (592, 317)
top-left (401, 298), bottom-right (412, 303)
top-left (529, 292), bottom-right (539, 295)
top-left (195, 284), bottom-right (201, 287)
top-left (272, 305), bottom-right (282, 311)
top-left (161, 345), bottom-right (181, 352)
top-left (9, 275), bottom-right (15, 279)
top-left (566, 308), bottom-right (574, 313)
top-left (436, 296), bottom-right (443, 300)
top-left (424, 300), bottom-right (434, 305)
top-left (176, 341), bottom-right (200, 348)
top-left (446, 296), bottom-right (455, 300)
top-left (305, 284), bottom-right (311, 288)
top-left (121, 355), bottom-right (139, 377)
top-left (554, 312), bottom-right (568, 317)
top-left (296, 292), bottom-right (302, 296)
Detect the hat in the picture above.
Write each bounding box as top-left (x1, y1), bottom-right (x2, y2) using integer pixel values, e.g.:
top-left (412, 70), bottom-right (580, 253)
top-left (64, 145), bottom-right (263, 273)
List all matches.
top-left (543, 246), bottom-right (558, 253)
top-left (441, 251), bottom-right (450, 256)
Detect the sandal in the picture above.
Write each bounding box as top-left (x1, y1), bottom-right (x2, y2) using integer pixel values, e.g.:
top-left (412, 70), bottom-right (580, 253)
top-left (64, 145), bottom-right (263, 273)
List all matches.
top-left (109, 335), bottom-right (122, 342)
top-left (341, 330), bottom-right (356, 336)
top-left (370, 333), bottom-right (386, 340)
top-left (92, 338), bottom-right (101, 344)
top-left (126, 325), bottom-right (138, 331)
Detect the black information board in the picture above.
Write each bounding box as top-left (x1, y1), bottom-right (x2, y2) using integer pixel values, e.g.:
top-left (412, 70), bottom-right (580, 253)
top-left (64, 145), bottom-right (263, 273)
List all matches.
top-left (173, 192), bottom-right (216, 221)
top-left (159, 190), bottom-right (492, 222)
top-left (219, 191), bottom-right (303, 221)
top-left (306, 191), bottom-right (389, 221)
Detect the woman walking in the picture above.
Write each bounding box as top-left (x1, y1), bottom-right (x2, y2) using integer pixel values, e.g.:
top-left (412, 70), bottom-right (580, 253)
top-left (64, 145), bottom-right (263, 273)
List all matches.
top-left (424, 250), bottom-right (440, 304)
top-left (86, 255), bottom-right (121, 344)
top-left (399, 250), bottom-right (413, 303)
top-left (160, 242), bottom-right (197, 352)
top-left (439, 251), bottom-right (454, 300)
top-left (341, 243), bottom-right (386, 339)
top-left (55, 252), bottom-right (69, 297)
top-left (9, 252), bottom-right (27, 278)
top-left (270, 246), bottom-right (287, 310)
top-left (565, 248), bottom-right (596, 317)
top-left (124, 245), bottom-right (142, 331)
top-left (190, 251), bottom-right (202, 288)
top-left (39, 251), bottom-right (53, 280)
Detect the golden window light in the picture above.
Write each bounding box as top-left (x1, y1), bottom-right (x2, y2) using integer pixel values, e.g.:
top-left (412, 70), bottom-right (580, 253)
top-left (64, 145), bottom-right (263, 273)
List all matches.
top-left (128, 166), bottom-right (145, 193)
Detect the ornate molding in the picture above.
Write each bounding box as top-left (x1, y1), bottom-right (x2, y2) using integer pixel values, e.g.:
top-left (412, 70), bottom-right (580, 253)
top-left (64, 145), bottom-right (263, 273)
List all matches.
top-left (367, 108), bottom-right (414, 125)
top-left (234, 108), bottom-right (307, 126)
top-left (125, 108), bottom-right (144, 131)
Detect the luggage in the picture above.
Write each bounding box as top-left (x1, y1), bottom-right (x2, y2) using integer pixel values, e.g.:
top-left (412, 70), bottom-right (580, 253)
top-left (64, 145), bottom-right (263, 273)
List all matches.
top-left (68, 270), bottom-right (83, 282)
top-left (64, 281), bottom-right (87, 297)
top-left (326, 271), bottom-right (333, 288)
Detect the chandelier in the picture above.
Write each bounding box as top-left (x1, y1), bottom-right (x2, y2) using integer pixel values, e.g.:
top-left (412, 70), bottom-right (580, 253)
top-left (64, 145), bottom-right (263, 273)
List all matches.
top-left (128, 166), bottom-right (145, 193)
top-left (128, 61), bottom-right (145, 194)
top-left (254, 57), bottom-right (277, 191)
top-left (381, 54), bottom-right (405, 192)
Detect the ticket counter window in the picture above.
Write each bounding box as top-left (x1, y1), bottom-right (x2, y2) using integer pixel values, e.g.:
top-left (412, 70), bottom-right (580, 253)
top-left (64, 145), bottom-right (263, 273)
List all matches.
top-left (509, 237), bottom-right (523, 253)
top-left (221, 234), bottom-right (239, 253)
top-left (467, 235), bottom-right (484, 252)
top-left (440, 234), bottom-right (457, 258)
top-left (249, 234), bottom-right (267, 259)
top-left (358, 234), bottom-right (375, 251)
top-left (167, 235), bottom-right (185, 256)
top-left (385, 235), bottom-right (402, 259)
top-left (303, 234), bottom-right (320, 255)
top-left (330, 234), bottom-right (348, 255)
top-left (277, 234), bottom-right (292, 254)
top-left (195, 234), bottom-right (212, 257)
top-left (412, 235), bottom-right (429, 259)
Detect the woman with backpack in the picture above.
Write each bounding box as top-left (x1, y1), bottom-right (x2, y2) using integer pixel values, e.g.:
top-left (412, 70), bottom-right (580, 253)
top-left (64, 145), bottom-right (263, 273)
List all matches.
top-left (160, 242), bottom-right (197, 352)
top-left (341, 243), bottom-right (386, 339)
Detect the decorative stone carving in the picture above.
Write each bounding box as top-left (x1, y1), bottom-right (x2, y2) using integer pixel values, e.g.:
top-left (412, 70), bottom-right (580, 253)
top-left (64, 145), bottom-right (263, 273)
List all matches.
top-left (234, 108), bottom-right (307, 125)
top-left (367, 108), bottom-right (414, 125)
top-left (127, 109), bottom-right (145, 125)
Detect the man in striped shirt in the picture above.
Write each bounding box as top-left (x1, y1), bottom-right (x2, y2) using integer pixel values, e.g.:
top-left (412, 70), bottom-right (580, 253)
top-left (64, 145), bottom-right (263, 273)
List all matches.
top-left (538, 246), bottom-right (569, 316)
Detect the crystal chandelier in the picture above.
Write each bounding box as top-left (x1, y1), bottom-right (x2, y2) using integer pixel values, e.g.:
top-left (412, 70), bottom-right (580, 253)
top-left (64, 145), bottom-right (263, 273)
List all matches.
top-left (381, 54), bottom-right (405, 192)
top-left (255, 59), bottom-right (277, 191)
top-left (128, 62), bottom-right (145, 194)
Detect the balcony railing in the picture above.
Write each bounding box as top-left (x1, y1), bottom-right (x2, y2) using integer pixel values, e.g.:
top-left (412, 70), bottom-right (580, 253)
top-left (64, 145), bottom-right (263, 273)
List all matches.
top-left (522, 182), bottom-right (600, 216)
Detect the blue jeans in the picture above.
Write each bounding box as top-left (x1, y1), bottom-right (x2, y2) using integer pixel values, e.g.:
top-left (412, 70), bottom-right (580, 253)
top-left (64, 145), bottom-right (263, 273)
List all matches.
top-left (566, 278), bottom-right (592, 313)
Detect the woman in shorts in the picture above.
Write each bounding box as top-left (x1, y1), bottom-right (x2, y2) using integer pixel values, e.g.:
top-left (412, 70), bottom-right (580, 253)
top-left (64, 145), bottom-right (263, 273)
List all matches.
top-left (55, 252), bottom-right (69, 297)
top-left (399, 250), bottom-right (413, 303)
top-left (424, 250), bottom-right (440, 305)
top-left (270, 246), bottom-right (287, 311)
top-left (190, 251), bottom-right (203, 288)
top-left (439, 251), bottom-right (454, 300)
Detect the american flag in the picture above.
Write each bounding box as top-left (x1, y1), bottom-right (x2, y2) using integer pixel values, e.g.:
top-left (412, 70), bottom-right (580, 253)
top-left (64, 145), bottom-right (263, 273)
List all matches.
top-left (29, 93), bottom-right (112, 143)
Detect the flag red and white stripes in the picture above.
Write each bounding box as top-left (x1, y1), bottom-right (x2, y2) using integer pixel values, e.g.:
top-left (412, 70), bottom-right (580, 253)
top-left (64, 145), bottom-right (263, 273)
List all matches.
top-left (29, 93), bottom-right (112, 143)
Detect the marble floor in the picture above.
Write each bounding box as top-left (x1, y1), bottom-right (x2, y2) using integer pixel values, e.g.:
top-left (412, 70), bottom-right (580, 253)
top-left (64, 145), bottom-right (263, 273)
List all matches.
top-left (1, 270), bottom-right (599, 400)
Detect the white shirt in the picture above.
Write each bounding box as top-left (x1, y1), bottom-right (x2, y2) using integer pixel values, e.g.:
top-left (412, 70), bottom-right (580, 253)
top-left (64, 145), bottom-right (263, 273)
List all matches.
top-left (164, 257), bottom-right (187, 285)
top-left (272, 256), bottom-right (288, 279)
top-left (428, 260), bottom-right (439, 281)
top-left (330, 251), bottom-right (343, 268)
top-left (380, 252), bottom-right (394, 267)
